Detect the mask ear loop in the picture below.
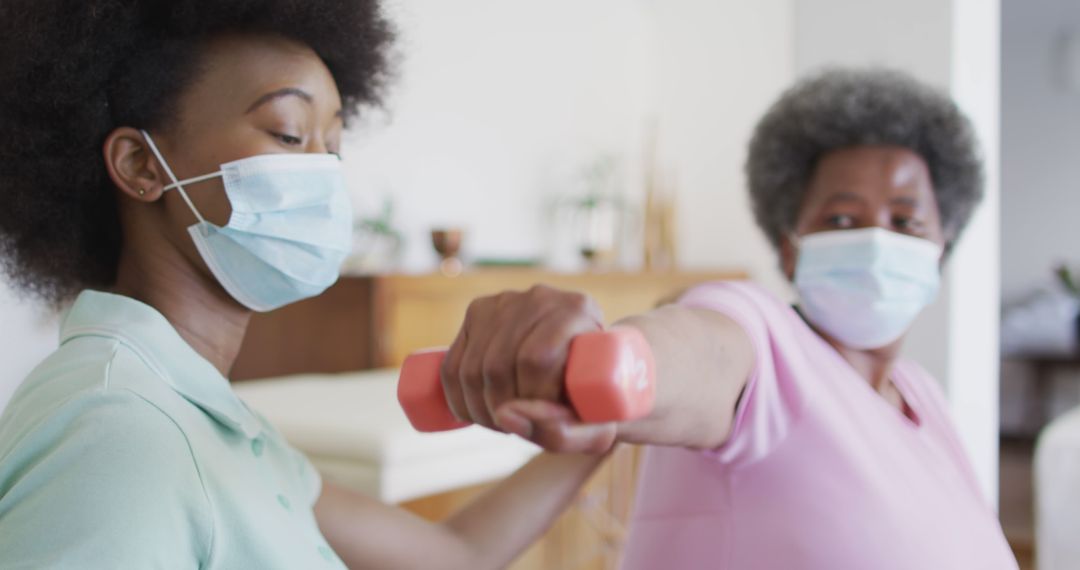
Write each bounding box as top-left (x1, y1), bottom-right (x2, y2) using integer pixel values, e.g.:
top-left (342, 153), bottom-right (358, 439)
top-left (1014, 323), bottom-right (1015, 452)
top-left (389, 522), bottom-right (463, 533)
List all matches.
top-left (139, 129), bottom-right (210, 227)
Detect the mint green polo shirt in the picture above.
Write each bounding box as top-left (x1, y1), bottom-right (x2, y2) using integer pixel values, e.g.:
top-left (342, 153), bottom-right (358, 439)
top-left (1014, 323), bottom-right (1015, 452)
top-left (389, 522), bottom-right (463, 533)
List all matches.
top-left (0, 291), bottom-right (345, 568)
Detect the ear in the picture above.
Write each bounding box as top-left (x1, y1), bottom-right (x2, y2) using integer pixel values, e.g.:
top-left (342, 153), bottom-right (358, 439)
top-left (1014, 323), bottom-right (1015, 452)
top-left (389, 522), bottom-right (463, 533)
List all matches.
top-left (103, 127), bottom-right (167, 203)
top-left (780, 234), bottom-right (798, 281)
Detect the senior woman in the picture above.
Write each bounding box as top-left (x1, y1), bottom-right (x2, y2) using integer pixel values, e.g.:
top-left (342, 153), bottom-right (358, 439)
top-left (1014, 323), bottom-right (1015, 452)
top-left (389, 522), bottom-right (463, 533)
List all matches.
top-left (0, 1), bottom-right (608, 568)
top-left (439, 69), bottom-right (1019, 569)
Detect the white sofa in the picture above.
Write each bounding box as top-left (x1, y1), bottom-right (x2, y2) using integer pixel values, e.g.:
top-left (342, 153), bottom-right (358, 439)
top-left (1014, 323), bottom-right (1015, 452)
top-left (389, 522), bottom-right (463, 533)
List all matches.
top-left (1035, 406), bottom-right (1080, 570)
top-left (233, 369), bottom-right (540, 504)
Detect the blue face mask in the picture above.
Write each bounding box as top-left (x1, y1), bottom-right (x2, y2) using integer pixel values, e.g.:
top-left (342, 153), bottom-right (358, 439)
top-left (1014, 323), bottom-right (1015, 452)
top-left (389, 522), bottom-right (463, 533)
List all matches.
top-left (141, 131), bottom-right (353, 312)
top-left (793, 227), bottom-right (942, 350)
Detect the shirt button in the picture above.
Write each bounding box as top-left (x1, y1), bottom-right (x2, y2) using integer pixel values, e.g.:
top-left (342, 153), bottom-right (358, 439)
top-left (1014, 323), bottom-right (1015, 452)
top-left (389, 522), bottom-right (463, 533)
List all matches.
top-left (277, 494), bottom-right (291, 510)
top-left (251, 437), bottom-right (265, 457)
top-left (318, 545), bottom-right (335, 561)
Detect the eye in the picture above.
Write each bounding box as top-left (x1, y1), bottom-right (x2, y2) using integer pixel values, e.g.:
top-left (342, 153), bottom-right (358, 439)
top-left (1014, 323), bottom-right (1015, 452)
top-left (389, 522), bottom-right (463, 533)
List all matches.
top-left (825, 214), bottom-right (855, 229)
top-left (893, 216), bottom-right (925, 233)
top-left (271, 131), bottom-right (304, 146)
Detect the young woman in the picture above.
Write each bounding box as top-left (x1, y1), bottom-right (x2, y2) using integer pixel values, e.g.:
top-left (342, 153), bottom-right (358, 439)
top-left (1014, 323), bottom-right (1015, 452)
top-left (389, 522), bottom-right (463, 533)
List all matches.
top-left (0, 2), bottom-right (606, 568)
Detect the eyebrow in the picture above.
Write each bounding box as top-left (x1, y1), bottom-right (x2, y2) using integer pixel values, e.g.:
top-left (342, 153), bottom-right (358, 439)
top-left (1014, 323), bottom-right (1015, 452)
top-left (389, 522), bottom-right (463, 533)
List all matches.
top-left (246, 87), bottom-right (314, 114)
top-left (245, 87), bottom-right (346, 120)
top-left (821, 191), bottom-right (864, 205)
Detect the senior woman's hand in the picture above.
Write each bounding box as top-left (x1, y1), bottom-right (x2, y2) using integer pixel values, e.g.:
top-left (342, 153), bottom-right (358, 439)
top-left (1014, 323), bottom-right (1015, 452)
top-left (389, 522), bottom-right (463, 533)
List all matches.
top-left (438, 285), bottom-right (618, 453)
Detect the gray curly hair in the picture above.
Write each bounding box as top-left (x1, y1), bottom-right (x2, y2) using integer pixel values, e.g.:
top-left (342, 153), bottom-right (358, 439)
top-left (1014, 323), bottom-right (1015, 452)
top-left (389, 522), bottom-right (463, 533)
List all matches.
top-left (746, 68), bottom-right (983, 255)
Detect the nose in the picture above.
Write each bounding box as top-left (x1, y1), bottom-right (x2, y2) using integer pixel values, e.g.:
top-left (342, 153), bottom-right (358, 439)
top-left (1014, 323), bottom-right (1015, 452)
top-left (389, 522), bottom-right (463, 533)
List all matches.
top-left (872, 207), bottom-right (894, 232)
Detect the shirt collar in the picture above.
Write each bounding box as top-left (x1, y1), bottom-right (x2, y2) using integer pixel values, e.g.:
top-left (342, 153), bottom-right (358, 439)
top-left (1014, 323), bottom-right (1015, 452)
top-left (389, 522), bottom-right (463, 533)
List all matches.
top-left (60, 290), bottom-right (263, 439)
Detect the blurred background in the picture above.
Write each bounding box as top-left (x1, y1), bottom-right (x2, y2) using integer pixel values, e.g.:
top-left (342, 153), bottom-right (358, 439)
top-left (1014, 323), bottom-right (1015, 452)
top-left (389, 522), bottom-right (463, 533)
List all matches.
top-left (3, 0), bottom-right (1080, 568)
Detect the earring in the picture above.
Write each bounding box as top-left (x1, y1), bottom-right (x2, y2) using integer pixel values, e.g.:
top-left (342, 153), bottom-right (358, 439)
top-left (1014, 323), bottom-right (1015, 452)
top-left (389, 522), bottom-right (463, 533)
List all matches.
top-left (138, 188), bottom-right (147, 196)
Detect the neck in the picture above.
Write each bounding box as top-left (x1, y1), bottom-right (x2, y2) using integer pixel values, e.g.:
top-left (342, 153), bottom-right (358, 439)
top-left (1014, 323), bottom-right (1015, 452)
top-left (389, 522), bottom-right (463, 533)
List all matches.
top-left (794, 307), bottom-right (903, 391)
top-left (792, 304), bottom-right (910, 415)
top-left (829, 340), bottom-right (903, 392)
top-left (111, 240), bottom-right (251, 377)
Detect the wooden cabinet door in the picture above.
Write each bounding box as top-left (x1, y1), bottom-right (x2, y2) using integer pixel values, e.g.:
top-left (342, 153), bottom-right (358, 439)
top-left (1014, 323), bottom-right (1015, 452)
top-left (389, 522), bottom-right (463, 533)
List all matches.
top-left (374, 270), bottom-right (746, 367)
top-left (231, 277), bottom-right (378, 380)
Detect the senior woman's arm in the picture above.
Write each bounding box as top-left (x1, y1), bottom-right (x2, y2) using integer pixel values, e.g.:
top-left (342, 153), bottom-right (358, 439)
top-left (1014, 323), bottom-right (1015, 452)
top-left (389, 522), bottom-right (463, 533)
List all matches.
top-left (314, 451), bottom-right (606, 570)
top-left (612, 305), bottom-right (754, 449)
top-left (438, 286), bottom-right (755, 452)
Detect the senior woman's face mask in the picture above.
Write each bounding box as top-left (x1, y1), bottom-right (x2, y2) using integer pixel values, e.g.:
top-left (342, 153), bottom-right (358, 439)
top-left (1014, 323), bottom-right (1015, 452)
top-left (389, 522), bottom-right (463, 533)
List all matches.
top-left (140, 130), bottom-right (353, 312)
top-left (793, 227), bottom-right (942, 350)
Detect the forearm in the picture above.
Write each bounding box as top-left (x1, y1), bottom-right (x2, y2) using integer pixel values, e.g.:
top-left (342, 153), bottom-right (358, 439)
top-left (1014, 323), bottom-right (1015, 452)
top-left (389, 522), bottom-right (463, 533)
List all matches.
top-left (613, 304), bottom-right (753, 449)
top-left (316, 452), bottom-right (605, 570)
top-left (443, 451), bottom-right (608, 570)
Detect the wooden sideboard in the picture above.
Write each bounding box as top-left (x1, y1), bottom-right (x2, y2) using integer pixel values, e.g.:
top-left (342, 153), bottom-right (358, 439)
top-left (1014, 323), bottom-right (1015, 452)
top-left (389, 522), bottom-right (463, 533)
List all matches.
top-left (232, 269), bottom-right (745, 381)
top-left (231, 268), bottom-right (745, 569)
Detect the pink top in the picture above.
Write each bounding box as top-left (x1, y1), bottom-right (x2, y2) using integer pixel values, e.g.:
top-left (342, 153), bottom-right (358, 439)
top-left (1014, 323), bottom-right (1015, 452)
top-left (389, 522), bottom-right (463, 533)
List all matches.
top-left (621, 281), bottom-right (1017, 570)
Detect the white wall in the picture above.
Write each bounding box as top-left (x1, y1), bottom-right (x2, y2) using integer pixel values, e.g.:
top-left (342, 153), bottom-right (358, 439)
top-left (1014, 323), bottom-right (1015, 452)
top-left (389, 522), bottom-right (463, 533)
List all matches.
top-left (794, 0), bottom-right (1003, 504)
top-left (341, 0), bottom-right (794, 283)
top-left (794, 0), bottom-right (953, 87)
top-left (946, 0), bottom-right (1003, 509)
top-left (341, 0), bottom-right (660, 271)
top-left (1000, 0), bottom-right (1080, 301)
top-left (647, 0), bottom-right (793, 293)
top-left (0, 283), bottom-right (58, 411)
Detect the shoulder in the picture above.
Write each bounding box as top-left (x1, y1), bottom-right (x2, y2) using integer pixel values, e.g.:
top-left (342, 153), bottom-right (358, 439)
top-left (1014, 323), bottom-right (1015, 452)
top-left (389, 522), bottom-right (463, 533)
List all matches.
top-left (677, 280), bottom-right (806, 348)
top-left (679, 280), bottom-right (795, 321)
top-left (678, 280), bottom-right (786, 308)
top-left (0, 338), bottom-right (212, 533)
top-left (674, 281), bottom-right (814, 465)
top-left (2, 336), bottom-right (183, 445)
top-left (1, 335), bottom-right (207, 495)
top-left (0, 386), bottom-right (212, 566)
top-left (2, 383), bottom-right (206, 495)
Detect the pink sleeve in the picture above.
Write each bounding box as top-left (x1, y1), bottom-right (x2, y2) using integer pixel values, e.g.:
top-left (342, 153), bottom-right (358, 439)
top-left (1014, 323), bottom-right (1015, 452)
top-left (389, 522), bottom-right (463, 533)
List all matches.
top-left (677, 281), bottom-right (807, 467)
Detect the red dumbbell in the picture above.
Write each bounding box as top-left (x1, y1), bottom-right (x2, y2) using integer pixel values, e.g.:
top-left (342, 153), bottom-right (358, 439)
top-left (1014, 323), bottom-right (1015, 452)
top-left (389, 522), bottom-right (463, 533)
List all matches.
top-left (397, 327), bottom-right (656, 432)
